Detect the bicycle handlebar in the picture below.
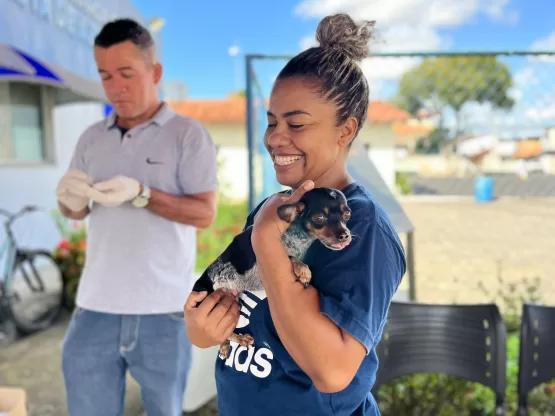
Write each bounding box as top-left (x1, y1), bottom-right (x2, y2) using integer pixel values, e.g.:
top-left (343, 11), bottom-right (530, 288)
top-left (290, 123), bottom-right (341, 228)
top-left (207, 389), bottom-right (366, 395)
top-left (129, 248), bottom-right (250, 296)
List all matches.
top-left (0, 205), bottom-right (41, 224)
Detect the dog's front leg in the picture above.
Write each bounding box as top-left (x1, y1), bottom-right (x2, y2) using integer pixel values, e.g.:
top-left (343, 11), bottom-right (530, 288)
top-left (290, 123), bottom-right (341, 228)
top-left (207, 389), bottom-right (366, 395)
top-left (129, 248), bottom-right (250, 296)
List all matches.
top-left (289, 256), bottom-right (312, 288)
top-left (218, 333), bottom-right (255, 360)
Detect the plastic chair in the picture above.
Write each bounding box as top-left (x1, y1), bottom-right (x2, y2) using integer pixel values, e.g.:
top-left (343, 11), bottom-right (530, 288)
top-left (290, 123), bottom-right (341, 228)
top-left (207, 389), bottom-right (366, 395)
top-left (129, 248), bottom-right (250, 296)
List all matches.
top-left (517, 303), bottom-right (555, 416)
top-left (373, 301), bottom-right (507, 415)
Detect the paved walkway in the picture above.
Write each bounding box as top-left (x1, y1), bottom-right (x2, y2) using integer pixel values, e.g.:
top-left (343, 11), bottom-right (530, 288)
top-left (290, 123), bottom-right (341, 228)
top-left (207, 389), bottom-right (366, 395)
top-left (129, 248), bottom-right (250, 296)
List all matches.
top-left (0, 311), bottom-right (218, 416)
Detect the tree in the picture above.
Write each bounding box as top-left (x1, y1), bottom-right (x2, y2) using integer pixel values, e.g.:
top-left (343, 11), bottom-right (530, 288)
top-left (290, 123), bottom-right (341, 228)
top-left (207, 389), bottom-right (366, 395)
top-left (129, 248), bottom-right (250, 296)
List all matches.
top-left (394, 56), bottom-right (515, 149)
top-left (415, 127), bottom-right (450, 154)
top-left (229, 89), bottom-right (246, 98)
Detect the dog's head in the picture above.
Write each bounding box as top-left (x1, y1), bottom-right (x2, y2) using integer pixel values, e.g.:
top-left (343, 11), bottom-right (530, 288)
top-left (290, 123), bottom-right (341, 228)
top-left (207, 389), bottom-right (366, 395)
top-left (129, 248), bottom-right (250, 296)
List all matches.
top-left (277, 187), bottom-right (352, 251)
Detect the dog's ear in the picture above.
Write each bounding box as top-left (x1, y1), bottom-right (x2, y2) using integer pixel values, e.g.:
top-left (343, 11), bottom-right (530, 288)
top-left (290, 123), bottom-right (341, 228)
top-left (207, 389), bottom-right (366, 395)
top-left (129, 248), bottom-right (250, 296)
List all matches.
top-left (277, 201), bottom-right (305, 223)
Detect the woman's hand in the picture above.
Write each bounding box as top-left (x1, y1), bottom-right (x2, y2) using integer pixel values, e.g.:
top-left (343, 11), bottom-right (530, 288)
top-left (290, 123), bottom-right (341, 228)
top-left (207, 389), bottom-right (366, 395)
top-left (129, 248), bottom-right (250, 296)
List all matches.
top-left (183, 289), bottom-right (240, 348)
top-left (252, 180), bottom-right (314, 247)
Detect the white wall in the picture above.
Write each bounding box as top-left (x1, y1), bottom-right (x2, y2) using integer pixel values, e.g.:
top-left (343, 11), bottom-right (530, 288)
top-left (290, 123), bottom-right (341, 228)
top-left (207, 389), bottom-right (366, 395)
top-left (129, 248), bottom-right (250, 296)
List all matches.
top-left (217, 147), bottom-right (249, 201)
top-left (0, 101), bottom-right (103, 276)
top-left (368, 147), bottom-right (396, 190)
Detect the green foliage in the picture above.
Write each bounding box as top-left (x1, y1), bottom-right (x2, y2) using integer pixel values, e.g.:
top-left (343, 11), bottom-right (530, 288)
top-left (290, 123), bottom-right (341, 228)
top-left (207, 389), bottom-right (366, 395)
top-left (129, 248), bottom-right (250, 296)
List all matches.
top-left (51, 210), bottom-right (87, 309)
top-left (229, 89), bottom-right (246, 98)
top-left (396, 56), bottom-right (515, 115)
top-left (415, 127), bottom-right (450, 154)
top-left (395, 172), bottom-right (413, 195)
top-left (195, 200), bottom-right (248, 274)
top-left (477, 260), bottom-right (543, 333)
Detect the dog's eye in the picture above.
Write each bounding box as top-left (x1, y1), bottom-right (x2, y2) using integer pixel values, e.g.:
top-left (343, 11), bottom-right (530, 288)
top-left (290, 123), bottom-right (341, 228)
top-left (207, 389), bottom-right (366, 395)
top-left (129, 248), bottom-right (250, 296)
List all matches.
top-left (343, 211), bottom-right (351, 221)
top-left (312, 214), bottom-right (325, 224)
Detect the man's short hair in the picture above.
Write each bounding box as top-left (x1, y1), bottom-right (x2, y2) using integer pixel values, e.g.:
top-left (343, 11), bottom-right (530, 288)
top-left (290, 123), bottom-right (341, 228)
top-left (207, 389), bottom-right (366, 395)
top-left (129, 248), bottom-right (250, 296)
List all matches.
top-left (94, 18), bottom-right (154, 51)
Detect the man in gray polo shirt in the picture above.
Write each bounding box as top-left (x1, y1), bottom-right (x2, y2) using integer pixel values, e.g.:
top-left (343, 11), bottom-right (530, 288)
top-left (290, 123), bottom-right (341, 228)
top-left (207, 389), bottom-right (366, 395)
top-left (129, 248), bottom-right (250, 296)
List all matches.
top-left (55, 19), bottom-right (221, 416)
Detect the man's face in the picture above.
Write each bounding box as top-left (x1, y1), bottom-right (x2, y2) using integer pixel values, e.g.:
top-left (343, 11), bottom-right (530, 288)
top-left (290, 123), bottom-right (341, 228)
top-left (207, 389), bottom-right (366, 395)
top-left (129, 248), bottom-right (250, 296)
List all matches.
top-left (94, 40), bottom-right (162, 120)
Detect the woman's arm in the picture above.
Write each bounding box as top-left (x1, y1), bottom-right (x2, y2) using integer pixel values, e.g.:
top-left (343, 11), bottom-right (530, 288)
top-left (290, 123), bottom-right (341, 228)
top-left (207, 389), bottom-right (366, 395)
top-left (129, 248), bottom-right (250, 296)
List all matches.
top-left (252, 231), bottom-right (367, 393)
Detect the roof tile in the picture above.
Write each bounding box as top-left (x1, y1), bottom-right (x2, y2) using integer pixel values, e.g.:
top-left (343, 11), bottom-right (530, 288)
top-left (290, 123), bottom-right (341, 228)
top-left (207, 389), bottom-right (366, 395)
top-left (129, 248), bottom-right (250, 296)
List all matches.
top-left (168, 97), bottom-right (410, 123)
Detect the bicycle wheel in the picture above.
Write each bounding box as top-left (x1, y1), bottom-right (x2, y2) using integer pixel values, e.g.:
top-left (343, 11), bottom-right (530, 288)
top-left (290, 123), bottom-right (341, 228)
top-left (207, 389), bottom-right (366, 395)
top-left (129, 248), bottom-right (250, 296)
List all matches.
top-left (5, 250), bottom-right (65, 334)
top-left (0, 317), bottom-right (17, 347)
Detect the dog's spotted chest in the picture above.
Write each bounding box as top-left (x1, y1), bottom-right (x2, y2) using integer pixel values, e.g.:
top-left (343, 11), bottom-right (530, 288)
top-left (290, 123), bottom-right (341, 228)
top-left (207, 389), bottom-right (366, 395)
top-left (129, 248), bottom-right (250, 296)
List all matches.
top-left (209, 223), bottom-right (315, 293)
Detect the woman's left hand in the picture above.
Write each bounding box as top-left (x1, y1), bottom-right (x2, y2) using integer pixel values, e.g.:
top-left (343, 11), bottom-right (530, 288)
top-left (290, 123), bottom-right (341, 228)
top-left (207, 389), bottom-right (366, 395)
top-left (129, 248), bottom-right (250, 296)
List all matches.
top-left (252, 180), bottom-right (314, 244)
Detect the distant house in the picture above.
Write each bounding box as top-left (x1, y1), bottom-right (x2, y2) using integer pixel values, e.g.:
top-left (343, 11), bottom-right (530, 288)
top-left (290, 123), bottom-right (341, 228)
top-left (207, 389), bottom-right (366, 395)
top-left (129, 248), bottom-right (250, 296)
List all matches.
top-left (169, 97), bottom-right (413, 199)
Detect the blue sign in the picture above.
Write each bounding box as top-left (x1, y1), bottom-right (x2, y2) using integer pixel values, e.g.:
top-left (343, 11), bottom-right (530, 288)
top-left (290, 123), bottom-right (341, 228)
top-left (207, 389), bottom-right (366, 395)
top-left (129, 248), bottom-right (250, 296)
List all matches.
top-left (0, 45), bottom-right (62, 83)
top-left (103, 103), bottom-right (113, 117)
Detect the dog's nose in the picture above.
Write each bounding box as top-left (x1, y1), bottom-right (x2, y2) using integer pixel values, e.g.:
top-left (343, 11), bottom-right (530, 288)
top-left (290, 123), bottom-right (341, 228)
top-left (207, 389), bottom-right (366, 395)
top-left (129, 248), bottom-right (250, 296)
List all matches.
top-left (338, 232), bottom-right (350, 242)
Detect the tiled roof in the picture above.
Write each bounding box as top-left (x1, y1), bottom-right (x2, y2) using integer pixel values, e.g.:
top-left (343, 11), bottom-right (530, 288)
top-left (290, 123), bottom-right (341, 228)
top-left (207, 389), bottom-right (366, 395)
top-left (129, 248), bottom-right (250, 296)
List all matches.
top-left (512, 140), bottom-right (543, 159)
top-left (168, 98), bottom-right (410, 124)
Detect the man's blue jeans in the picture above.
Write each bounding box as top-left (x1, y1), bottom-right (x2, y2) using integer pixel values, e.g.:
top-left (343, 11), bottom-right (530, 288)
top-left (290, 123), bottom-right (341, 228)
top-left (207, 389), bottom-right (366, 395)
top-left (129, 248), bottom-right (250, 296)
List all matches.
top-left (61, 307), bottom-right (192, 416)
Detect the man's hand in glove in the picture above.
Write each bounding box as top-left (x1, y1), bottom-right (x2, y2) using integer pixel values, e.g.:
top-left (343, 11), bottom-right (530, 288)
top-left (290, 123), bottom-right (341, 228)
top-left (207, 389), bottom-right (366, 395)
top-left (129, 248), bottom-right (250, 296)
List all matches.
top-left (88, 176), bottom-right (141, 207)
top-left (56, 169), bottom-right (93, 212)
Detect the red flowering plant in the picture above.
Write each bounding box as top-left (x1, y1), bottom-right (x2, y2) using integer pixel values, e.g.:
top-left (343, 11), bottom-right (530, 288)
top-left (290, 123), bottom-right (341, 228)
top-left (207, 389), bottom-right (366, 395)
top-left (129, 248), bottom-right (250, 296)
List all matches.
top-left (51, 209), bottom-right (87, 310)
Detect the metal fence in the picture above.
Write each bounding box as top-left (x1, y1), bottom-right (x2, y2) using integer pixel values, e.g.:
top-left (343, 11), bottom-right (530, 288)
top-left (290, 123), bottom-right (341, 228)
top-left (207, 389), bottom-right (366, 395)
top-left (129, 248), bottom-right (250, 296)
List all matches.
top-left (245, 50), bottom-right (555, 305)
top-left (245, 50), bottom-right (555, 204)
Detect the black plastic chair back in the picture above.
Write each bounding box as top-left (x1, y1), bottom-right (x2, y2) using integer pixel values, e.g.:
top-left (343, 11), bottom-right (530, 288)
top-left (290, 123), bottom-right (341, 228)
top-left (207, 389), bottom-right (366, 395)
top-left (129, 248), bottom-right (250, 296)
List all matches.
top-left (373, 301), bottom-right (507, 414)
top-left (517, 303), bottom-right (555, 416)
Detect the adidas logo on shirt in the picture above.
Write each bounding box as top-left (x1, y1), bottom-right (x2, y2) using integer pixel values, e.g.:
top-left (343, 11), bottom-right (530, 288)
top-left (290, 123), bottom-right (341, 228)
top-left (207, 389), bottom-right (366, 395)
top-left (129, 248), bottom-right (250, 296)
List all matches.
top-left (224, 290), bottom-right (274, 378)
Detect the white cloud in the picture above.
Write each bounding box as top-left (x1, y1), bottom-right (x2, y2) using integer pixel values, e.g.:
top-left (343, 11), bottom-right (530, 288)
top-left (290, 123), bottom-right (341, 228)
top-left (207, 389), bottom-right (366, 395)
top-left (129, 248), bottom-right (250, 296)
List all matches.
top-left (526, 106), bottom-right (555, 121)
top-left (296, 0), bottom-right (519, 85)
top-left (531, 31), bottom-right (555, 51)
top-left (508, 87), bottom-right (523, 103)
top-left (530, 31), bottom-right (555, 63)
top-left (514, 68), bottom-right (538, 86)
top-left (482, 0), bottom-right (519, 24)
top-left (299, 36), bottom-right (318, 51)
top-left (300, 24), bottom-right (448, 82)
top-left (360, 25), bottom-right (450, 81)
top-left (294, 0), bottom-right (518, 28)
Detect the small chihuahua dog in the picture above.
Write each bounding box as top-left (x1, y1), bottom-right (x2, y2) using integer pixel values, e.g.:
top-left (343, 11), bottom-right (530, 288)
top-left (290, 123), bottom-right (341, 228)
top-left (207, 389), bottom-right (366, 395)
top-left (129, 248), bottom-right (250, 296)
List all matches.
top-left (192, 187), bottom-right (352, 359)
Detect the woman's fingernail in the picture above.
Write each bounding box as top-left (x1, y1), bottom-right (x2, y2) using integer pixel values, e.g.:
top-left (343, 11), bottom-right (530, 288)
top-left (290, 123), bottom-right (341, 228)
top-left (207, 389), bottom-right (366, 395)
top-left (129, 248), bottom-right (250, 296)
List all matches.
top-left (232, 289), bottom-right (239, 297)
top-left (222, 288), bottom-right (228, 293)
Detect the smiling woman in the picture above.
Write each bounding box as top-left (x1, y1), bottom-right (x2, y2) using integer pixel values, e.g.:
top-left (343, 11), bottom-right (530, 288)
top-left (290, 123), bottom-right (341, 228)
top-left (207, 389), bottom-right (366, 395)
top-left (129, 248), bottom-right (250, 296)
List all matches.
top-left (264, 16), bottom-right (375, 191)
top-left (184, 12), bottom-right (407, 416)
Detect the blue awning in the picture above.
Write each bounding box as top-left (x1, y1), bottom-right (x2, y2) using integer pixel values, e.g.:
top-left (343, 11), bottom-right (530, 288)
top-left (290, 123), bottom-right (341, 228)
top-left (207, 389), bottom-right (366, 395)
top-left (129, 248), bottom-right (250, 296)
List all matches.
top-left (0, 43), bottom-right (106, 104)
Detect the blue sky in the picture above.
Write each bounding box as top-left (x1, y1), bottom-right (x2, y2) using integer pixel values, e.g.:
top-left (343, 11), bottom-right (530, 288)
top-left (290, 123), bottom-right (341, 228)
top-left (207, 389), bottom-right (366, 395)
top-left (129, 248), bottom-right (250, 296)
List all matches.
top-left (132, 0), bottom-right (555, 101)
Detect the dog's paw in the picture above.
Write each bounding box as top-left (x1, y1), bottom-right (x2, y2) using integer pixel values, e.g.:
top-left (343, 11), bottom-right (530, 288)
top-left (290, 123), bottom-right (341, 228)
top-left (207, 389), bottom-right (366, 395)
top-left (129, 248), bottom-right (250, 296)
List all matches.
top-left (233, 333), bottom-right (255, 348)
top-left (219, 340), bottom-right (232, 360)
top-left (291, 258), bottom-right (312, 288)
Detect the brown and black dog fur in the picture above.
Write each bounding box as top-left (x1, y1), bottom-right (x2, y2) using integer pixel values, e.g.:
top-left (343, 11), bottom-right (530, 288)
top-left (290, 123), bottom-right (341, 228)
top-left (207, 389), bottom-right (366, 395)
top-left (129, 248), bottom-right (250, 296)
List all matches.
top-left (192, 187), bottom-right (353, 359)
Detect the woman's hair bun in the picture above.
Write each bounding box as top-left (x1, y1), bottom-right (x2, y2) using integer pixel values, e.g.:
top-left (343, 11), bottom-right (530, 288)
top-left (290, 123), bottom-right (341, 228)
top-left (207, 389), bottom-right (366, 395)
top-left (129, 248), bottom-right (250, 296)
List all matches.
top-left (315, 14), bottom-right (375, 62)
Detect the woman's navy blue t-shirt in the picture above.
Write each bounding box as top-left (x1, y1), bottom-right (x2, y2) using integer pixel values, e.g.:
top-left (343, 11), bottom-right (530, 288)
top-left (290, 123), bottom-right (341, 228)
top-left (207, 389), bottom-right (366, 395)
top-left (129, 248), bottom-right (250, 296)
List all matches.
top-left (214, 182), bottom-right (407, 416)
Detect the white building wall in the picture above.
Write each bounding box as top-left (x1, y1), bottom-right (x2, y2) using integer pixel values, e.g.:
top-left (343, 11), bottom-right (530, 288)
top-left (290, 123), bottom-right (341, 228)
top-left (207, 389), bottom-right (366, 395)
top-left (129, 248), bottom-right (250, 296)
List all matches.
top-left (0, 101), bottom-right (103, 276)
top-left (368, 147), bottom-right (396, 190)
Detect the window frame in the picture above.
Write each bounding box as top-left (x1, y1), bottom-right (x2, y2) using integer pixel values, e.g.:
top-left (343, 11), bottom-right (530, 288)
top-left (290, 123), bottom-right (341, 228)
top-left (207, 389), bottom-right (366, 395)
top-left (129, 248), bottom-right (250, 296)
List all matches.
top-left (0, 81), bottom-right (55, 167)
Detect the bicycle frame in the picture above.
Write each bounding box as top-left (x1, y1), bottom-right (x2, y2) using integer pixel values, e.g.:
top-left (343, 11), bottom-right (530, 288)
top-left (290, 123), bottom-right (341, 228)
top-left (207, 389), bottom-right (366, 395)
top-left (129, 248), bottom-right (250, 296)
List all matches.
top-left (0, 229), bottom-right (18, 288)
top-left (0, 212), bottom-right (45, 294)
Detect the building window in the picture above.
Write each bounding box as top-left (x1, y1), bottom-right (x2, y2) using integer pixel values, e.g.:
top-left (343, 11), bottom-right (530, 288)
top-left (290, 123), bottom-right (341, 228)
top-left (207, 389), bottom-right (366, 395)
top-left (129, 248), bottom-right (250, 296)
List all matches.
top-left (0, 82), bottom-right (53, 164)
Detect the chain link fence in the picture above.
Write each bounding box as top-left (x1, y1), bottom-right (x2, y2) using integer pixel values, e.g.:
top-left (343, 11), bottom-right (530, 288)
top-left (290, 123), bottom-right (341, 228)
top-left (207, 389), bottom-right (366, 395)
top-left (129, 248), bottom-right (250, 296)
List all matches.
top-left (245, 50), bottom-right (555, 301)
top-left (245, 49), bottom-right (555, 415)
top-left (376, 51), bottom-right (555, 196)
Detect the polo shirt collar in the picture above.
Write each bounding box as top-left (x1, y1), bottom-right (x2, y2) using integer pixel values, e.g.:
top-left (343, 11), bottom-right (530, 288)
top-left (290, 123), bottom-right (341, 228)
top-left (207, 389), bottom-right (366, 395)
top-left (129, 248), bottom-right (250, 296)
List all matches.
top-left (104, 101), bottom-right (174, 130)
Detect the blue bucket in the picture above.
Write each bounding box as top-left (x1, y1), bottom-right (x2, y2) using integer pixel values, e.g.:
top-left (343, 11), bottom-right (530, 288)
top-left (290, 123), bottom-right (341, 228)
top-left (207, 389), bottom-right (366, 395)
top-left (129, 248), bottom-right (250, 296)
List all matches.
top-left (474, 176), bottom-right (494, 203)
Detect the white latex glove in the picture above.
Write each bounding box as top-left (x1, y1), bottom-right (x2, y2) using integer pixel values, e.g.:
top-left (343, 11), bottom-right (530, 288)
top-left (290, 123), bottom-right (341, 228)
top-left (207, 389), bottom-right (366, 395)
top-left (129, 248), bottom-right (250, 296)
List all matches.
top-left (88, 175), bottom-right (141, 207)
top-left (56, 169), bottom-right (93, 212)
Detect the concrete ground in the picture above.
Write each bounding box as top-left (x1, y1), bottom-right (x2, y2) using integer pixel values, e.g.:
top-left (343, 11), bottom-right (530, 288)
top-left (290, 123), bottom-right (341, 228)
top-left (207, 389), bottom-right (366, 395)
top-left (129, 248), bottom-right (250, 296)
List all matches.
top-left (398, 197), bottom-right (555, 307)
top-left (0, 311), bottom-right (218, 416)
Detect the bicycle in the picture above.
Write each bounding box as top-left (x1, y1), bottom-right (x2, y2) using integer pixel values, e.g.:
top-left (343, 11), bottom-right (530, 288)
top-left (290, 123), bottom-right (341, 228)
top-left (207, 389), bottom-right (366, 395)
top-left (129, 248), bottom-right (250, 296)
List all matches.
top-left (0, 205), bottom-right (65, 346)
